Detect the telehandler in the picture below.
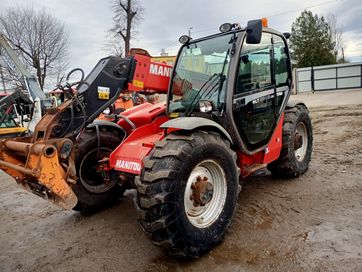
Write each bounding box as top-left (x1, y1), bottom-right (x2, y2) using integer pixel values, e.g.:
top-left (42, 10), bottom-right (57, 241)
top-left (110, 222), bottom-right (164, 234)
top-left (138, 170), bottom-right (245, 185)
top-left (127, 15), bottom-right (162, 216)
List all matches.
top-left (0, 19), bottom-right (313, 258)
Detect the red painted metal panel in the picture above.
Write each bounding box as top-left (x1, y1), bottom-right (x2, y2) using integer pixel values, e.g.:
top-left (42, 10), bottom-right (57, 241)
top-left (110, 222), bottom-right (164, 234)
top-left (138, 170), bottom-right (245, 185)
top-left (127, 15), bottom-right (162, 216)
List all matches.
top-left (236, 113), bottom-right (284, 173)
top-left (128, 55), bottom-right (172, 93)
top-left (262, 113), bottom-right (284, 164)
top-left (116, 102), bottom-right (166, 134)
top-left (109, 116), bottom-right (169, 175)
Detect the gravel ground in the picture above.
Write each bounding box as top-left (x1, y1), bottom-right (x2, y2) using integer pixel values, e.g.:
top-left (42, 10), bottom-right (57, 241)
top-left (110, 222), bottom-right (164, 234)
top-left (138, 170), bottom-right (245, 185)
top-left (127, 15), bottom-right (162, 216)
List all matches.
top-left (0, 90), bottom-right (362, 272)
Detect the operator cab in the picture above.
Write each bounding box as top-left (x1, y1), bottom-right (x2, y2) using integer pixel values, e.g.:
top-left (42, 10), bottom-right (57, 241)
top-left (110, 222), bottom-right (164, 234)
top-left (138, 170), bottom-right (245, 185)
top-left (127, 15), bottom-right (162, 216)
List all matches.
top-left (167, 18), bottom-right (292, 154)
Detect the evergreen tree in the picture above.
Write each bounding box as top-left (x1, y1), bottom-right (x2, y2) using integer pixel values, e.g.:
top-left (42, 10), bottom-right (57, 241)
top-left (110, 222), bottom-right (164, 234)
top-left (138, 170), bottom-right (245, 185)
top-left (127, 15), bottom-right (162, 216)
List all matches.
top-left (290, 10), bottom-right (336, 68)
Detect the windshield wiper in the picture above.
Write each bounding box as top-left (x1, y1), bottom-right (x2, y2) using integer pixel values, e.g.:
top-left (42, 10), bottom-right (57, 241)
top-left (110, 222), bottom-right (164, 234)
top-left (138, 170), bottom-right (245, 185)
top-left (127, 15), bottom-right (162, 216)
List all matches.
top-left (184, 73), bottom-right (222, 116)
top-left (185, 48), bottom-right (230, 116)
top-left (217, 48), bottom-right (230, 107)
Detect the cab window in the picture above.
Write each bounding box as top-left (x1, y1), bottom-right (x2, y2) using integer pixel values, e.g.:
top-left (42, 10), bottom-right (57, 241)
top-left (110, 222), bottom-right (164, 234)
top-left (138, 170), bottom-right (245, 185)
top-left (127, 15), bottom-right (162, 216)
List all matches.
top-left (273, 35), bottom-right (289, 87)
top-left (236, 33), bottom-right (273, 94)
top-left (0, 109), bottom-right (17, 128)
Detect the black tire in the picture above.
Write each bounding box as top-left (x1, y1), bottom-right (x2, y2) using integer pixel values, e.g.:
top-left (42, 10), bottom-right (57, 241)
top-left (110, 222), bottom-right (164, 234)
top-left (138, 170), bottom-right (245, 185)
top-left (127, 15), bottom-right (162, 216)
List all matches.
top-left (135, 131), bottom-right (240, 258)
top-left (71, 129), bottom-right (125, 213)
top-left (267, 104), bottom-right (313, 177)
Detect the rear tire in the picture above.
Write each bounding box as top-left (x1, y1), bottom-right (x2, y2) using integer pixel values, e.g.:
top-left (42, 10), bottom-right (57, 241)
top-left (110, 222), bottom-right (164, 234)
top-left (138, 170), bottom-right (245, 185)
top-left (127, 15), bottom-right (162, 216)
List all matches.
top-left (72, 129), bottom-right (125, 213)
top-left (135, 131), bottom-right (239, 258)
top-left (267, 104), bottom-right (313, 177)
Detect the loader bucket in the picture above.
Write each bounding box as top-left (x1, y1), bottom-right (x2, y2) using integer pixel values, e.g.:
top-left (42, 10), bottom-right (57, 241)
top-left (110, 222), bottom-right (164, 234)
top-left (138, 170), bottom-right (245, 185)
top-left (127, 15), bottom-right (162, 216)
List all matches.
top-left (0, 138), bottom-right (78, 209)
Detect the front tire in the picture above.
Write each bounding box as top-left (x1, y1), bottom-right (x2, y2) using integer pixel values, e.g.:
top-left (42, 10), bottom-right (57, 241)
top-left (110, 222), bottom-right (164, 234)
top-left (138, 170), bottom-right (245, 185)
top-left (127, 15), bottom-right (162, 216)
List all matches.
top-left (72, 129), bottom-right (125, 213)
top-left (135, 131), bottom-right (239, 258)
top-left (267, 104), bottom-right (313, 177)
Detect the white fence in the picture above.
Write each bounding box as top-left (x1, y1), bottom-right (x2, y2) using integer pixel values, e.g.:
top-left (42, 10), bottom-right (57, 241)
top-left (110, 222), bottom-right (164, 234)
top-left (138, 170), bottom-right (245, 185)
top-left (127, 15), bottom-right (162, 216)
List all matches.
top-left (295, 62), bottom-right (362, 93)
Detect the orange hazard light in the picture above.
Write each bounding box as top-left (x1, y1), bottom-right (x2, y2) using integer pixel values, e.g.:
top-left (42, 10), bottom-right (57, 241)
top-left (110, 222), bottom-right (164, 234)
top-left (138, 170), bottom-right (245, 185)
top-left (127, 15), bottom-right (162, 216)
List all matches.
top-left (261, 17), bottom-right (268, 28)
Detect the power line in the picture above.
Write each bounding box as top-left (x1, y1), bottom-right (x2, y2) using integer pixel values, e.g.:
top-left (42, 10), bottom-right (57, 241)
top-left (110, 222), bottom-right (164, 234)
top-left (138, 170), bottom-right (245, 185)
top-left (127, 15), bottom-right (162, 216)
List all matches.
top-left (268, 0), bottom-right (339, 18)
top-left (164, 40), bottom-right (179, 49)
top-left (162, 0), bottom-right (341, 52)
top-left (185, 0), bottom-right (341, 37)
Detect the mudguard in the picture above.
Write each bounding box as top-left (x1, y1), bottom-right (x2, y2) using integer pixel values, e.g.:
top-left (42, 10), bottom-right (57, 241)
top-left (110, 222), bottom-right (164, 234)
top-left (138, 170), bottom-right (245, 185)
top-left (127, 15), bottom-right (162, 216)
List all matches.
top-left (160, 117), bottom-right (233, 144)
top-left (109, 116), bottom-right (234, 176)
top-left (109, 116), bottom-right (169, 175)
top-left (86, 119), bottom-right (127, 139)
top-left (287, 100), bottom-right (307, 109)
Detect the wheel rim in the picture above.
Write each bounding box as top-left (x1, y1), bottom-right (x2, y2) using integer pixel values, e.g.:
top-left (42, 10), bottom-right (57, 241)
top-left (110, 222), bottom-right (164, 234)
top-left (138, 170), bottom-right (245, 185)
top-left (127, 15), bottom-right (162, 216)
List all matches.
top-left (184, 160), bottom-right (227, 228)
top-left (294, 122), bottom-right (308, 162)
top-left (79, 147), bottom-right (118, 193)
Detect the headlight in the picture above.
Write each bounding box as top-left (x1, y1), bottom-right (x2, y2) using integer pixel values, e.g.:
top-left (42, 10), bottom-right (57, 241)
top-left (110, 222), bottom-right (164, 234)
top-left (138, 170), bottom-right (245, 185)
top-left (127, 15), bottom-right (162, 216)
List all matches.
top-left (199, 100), bottom-right (213, 113)
top-left (179, 35), bottom-right (192, 44)
top-left (219, 23), bottom-right (232, 33)
top-left (103, 108), bottom-right (111, 115)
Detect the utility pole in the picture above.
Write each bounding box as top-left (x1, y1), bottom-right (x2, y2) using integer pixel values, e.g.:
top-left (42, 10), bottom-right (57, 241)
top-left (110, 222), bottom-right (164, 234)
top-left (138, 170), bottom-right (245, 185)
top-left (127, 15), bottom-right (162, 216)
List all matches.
top-left (188, 27), bottom-right (193, 38)
top-left (341, 47), bottom-right (345, 63)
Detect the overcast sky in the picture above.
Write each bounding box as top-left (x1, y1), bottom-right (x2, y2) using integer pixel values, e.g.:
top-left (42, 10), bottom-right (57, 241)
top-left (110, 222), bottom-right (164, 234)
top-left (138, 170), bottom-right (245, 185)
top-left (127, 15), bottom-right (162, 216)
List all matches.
top-left (1, 0), bottom-right (361, 77)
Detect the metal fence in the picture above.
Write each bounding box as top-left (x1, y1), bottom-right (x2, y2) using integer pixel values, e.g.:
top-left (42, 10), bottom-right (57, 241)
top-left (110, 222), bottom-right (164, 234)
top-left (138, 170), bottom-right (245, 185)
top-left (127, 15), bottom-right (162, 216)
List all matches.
top-left (295, 62), bottom-right (362, 93)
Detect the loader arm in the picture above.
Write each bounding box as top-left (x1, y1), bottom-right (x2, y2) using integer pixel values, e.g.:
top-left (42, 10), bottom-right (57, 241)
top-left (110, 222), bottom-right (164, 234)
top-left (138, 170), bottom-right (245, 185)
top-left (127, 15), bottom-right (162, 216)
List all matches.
top-left (0, 53), bottom-right (172, 209)
top-left (0, 56), bottom-right (136, 208)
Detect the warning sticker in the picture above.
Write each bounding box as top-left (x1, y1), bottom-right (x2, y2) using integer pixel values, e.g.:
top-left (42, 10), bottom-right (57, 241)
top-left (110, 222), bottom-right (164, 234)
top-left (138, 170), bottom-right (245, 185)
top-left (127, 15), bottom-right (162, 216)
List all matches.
top-left (133, 80), bottom-right (144, 88)
top-left (169, 112), bottom-right (179, 118)
top-left (98, 86), bottom-right (110, 100)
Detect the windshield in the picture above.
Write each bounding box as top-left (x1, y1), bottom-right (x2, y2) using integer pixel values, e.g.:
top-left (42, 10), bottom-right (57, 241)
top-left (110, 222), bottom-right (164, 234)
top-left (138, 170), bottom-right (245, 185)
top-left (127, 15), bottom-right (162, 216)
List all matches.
top-left (169, 33), bottom-right (235, 114)
top-left (0, 109), bottom-right (17, 128)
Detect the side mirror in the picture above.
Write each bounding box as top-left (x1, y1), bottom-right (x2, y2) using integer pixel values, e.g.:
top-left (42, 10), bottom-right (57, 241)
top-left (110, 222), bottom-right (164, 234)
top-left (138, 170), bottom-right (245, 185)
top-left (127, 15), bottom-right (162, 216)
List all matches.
top-left (283, 32), bottom-right (291, 40)
top-left (246, 19), bottom-right (263, 44)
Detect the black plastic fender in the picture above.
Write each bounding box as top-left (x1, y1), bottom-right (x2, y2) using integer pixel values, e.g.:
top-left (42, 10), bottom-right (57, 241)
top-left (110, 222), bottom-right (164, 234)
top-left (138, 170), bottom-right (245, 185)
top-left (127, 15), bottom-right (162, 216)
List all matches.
top-left (286, 100), bottom-right (307, 110)
top-left (86, 119), bottom-right (126, 140)
top-left (160, 117), bottom-right (233, 144)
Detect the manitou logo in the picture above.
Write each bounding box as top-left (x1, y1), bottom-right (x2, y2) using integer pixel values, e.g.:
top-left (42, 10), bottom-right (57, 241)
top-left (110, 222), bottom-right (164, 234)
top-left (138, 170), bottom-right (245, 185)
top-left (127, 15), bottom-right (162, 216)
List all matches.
top-left (149, 64), bottom-right (172, 77)
top-left (115, 160), bottom-right (141, 172)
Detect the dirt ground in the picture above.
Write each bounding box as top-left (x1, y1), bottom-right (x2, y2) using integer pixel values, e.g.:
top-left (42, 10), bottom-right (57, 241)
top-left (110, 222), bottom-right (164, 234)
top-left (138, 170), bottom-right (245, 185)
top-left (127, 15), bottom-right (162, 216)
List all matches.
top-left (1, 90), bottom-right (362, 272)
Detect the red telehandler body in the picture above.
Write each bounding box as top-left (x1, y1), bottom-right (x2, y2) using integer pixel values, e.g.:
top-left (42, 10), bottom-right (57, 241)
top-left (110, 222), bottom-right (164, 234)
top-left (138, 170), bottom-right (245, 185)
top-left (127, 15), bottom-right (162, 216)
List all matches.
top-left (0, 19), bottom-right (313, 258)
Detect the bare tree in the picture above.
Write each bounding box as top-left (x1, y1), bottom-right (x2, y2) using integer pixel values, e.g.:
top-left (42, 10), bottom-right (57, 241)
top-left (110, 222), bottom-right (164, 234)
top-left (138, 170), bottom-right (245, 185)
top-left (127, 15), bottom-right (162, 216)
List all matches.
top-left (109, 0), bottom-right (143, 56)
top-left (104, 35), bottom-right (124, 57)
top-left (0, 6), bottom-right (69, 90)
top-left (327, 14), bottom-right (344, 62)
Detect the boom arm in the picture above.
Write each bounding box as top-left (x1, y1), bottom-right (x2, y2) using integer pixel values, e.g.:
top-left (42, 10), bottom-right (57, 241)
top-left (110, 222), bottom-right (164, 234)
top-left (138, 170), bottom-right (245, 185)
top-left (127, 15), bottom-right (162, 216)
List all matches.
top-left (33, 56), bottom-right (136, 141)
top-left (0, 55), bottom-right (136, 209)
top-left (0, 35), bottom-right (50, 107)
top-left (0, 53), bottom-right (170, 209)
top-left (128, 54), bottom-right (172, 93)
top-left (0, 90), bottom-right (32, 110)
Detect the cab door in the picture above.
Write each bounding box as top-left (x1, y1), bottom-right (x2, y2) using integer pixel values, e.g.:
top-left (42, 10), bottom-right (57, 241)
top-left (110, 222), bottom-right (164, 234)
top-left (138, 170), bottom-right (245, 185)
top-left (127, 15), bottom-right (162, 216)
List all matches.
top-left (232, 32), bottom-right (290, 152)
